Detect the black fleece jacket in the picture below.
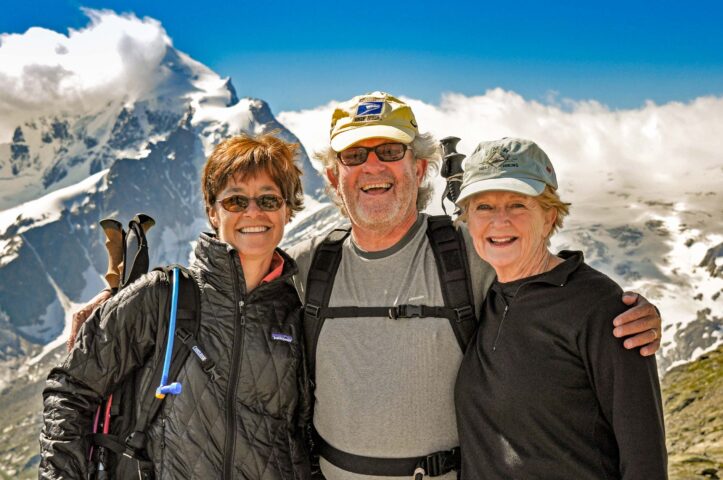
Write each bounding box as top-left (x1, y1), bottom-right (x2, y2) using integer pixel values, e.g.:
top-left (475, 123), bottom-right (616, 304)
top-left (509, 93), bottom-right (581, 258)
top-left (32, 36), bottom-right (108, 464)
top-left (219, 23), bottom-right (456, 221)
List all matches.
top-left (455, 251), bottom-right (667, 479)
top-left (40, 233), bottom-right (311, 479)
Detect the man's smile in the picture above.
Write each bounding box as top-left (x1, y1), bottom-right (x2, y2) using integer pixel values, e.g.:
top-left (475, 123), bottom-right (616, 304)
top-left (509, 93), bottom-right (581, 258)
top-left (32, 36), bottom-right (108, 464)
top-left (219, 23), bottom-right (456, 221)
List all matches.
top-left (360, 182), bottom-right (393, 194)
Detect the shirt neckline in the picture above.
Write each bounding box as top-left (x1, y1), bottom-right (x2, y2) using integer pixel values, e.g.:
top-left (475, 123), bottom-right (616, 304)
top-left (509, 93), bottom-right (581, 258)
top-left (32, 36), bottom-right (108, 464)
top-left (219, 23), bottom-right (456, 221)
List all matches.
top-left (351, 214), bottom-right (426, 260)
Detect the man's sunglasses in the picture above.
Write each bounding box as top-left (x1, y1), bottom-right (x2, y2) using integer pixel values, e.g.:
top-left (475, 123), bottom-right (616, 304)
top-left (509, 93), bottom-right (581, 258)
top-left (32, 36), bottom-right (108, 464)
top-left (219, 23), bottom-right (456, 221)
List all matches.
top-left (337, 142), bottom-right (411, 166)
top-left (217, 194), bottom-right (286, 213)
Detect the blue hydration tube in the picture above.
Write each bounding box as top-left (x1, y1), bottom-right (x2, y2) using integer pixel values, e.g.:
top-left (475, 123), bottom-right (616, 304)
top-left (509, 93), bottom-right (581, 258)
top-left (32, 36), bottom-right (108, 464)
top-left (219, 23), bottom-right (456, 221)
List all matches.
top-left (156, 267), bottom-right (182, 398)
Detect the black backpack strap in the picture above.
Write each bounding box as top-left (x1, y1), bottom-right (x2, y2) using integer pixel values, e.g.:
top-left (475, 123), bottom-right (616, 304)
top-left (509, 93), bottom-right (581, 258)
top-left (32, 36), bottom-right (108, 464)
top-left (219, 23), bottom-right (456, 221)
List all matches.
top-left (310, 304), bottom-right (460, 320)
top-left (88, 432), bottom-right (127, 454)
top-left (124, 265), bottom-right (204, 452)
top-left (303, 227), bottom-right (351, 387)
top-left (303, 217), bottom-right (479, 379)
top-left (426, 215), bottom-right (477, 351)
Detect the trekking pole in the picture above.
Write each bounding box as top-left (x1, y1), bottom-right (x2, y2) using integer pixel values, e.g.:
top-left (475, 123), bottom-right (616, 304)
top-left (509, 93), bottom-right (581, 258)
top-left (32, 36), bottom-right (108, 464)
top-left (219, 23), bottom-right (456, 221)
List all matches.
top-left (99, 219), bottom-right (124, 291)
top-left (90, 214), bottom-right (156, 478)
top-left (439, 136), bottom-right (466, 216)
top-left (155, 267), bottom-right (182, 398)
top-left (120, 214), bottom-right (156, 288)
top-left (88, 220), bottom-right (126, 477)
top-left (88, 400), bottom-right (102, 464)
top-left (95, 394), bottom-right (113, 480)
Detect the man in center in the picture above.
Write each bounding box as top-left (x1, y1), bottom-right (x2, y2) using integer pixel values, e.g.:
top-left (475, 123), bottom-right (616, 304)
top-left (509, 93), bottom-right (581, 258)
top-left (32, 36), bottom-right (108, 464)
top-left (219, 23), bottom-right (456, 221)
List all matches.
top-left (287, 91), bottom-right (662, 479)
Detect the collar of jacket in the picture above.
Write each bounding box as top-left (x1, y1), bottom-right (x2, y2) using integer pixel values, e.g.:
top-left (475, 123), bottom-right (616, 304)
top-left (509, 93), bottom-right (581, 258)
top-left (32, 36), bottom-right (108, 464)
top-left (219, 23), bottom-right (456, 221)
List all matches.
top-left (193, 232), bottom-right (299, 296)
top-left (492, 250), bottom-right (585, 295)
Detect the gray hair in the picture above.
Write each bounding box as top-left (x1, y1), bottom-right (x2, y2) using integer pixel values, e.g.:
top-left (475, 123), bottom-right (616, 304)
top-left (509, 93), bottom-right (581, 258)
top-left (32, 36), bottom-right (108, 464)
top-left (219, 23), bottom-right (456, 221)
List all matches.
top-left (314, 132), bottom-right (441, 217)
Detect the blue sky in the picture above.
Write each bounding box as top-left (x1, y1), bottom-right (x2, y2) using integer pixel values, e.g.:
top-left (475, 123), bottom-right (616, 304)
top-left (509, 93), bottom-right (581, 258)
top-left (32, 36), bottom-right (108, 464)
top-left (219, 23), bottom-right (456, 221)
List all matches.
top-left (3, 0), bottom-right (723, 112)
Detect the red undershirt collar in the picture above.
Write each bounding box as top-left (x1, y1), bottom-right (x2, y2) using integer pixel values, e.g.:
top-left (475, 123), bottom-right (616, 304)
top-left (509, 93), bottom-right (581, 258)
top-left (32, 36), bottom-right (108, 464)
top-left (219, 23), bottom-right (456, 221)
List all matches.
top-left (261, 251), bottom-right (284, 284)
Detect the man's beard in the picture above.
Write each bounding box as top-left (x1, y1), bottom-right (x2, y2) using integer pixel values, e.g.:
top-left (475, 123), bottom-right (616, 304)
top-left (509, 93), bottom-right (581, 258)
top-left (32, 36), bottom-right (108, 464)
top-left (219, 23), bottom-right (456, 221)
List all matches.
top-left (339, 169), bottom-right (418, 233)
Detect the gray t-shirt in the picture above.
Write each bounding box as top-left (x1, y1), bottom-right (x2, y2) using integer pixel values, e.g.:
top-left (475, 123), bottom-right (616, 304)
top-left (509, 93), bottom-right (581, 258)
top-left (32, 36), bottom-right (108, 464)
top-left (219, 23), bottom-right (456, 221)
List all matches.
top-left (287, 214), bottom-right (495, 480)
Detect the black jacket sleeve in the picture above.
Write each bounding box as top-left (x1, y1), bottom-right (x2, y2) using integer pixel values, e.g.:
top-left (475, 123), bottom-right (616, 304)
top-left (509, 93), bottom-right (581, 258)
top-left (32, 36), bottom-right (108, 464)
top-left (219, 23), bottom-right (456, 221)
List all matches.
top-left (39, 271), bottom-right (167, 479)
top-left (580, 291), bottom-right (668, 479)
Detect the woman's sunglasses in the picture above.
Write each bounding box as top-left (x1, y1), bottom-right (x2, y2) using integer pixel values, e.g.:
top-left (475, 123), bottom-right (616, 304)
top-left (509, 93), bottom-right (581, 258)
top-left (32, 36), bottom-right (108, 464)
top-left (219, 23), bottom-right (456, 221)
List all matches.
top-left (217, 194), bottom-right (286, 213)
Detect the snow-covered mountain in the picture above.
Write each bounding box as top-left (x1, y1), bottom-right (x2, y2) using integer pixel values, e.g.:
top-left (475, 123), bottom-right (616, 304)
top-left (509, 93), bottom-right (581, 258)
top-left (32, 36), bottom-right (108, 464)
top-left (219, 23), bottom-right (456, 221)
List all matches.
top-left (0, 46), bottom-right (322, 210)
top-left (0, 43), bottom-right (325, 373)
top-left (0, 17), bottom-right (721, 480)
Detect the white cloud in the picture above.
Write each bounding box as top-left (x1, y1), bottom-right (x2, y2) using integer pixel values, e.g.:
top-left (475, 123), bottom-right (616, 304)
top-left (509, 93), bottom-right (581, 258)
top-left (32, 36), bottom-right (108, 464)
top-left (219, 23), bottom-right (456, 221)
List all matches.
top-left (280, 92), bottom-right (723, 359)
top-left (277, 101), bottom-right (337, 168)
top-left (278, 89), bottom-right (723, 202)
top-left (0, 9), bottom-right (171, 140)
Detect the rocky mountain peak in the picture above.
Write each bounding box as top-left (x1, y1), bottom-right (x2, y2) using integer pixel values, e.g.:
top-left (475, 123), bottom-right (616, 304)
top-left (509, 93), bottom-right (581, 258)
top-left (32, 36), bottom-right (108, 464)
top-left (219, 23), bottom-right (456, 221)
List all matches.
top-left (700, 242), bottom-right (723, 278)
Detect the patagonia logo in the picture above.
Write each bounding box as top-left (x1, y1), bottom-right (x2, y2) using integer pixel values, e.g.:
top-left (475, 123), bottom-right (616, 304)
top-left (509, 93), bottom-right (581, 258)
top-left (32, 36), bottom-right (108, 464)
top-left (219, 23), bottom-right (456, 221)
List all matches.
top-left (356, 101), bottom-right (384, 116)
top-left (271, 332), bottom-right (293, 343)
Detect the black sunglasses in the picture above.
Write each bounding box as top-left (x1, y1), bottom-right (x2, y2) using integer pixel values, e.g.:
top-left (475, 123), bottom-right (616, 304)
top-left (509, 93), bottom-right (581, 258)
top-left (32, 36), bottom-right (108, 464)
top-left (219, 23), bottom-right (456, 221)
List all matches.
top-left (337, 142), bottom-right (411, 166)
top-left (216, 194), bottom-right (286, 213)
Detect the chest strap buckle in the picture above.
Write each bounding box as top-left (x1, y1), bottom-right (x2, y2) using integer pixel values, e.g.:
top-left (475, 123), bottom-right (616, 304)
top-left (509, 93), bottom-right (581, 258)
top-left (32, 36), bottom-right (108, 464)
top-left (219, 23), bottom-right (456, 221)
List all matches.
top-left (389, 304), bottom-right (423, 319)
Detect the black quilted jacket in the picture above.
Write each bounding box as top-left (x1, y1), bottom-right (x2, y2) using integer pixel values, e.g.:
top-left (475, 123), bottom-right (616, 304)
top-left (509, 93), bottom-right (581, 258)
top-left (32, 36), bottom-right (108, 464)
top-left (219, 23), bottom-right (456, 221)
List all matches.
top-left (39, 233), bottom-right (311, 479)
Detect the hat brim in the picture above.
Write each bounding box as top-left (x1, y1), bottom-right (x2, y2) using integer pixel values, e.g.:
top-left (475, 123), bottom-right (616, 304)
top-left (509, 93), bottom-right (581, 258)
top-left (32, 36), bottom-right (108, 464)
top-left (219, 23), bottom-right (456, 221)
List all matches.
top-left (330, 125), bottom-right (415, 152)
top-left (456, 177), bottom-right (546, 204)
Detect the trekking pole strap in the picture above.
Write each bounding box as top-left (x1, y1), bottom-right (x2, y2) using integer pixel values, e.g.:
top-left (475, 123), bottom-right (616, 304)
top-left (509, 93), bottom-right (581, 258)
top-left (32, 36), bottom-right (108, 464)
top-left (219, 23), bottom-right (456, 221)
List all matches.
top-left (315, 434), bottom-right (459, 477)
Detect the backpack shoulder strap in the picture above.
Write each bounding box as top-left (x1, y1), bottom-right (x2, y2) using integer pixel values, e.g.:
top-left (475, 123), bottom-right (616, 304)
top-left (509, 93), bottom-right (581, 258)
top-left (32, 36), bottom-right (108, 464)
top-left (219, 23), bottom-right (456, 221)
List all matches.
top-left (125, 264), bottom-right (203, 452)
top-left (425, 215), bottom-right (477, 351)
top-left (303, 227), bottom-right (351, 386)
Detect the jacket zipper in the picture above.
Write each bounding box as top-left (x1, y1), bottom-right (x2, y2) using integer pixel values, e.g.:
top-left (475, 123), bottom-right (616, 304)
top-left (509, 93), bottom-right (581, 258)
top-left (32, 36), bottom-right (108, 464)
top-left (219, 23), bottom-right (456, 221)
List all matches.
top-left (491, 282), bottom-right (528, 351)
top-left (492, 304), bottom-right (508, 352)
top-left (223, 253), bottom-right (246, 480)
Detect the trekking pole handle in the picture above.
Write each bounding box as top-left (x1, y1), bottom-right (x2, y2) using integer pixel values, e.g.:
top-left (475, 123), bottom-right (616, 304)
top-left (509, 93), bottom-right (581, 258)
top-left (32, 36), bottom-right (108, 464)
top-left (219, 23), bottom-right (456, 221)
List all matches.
top-left (440, 136), bottom-right (460, 160)
top-left (99, 219), bottom-right (124, 290)
top-left (440, 136), bottom-right (465, 180)
top-left (133, 213), bottom-right (156, 234)
top-left (156, 267), bottom-right (183, 399)
top-left (439, 136), bottom-right (467, 211)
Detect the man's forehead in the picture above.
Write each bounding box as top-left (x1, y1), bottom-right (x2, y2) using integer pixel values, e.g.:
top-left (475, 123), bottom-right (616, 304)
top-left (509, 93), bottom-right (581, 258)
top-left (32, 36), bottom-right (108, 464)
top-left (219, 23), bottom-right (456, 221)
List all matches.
top-left (349, 137), bottom-right (409, 148)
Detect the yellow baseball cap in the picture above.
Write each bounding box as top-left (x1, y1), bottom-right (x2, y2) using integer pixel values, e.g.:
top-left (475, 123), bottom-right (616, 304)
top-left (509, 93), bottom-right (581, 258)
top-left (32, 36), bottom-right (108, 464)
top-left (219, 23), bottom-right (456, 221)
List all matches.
top-left (330, 92), bottom-right (419, 152)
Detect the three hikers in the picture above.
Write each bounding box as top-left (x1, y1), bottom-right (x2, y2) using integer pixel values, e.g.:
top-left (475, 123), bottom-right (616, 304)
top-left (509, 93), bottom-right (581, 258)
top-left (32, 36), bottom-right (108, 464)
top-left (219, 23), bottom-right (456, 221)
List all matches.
top-left (45, 92), bottom-right (663, 479)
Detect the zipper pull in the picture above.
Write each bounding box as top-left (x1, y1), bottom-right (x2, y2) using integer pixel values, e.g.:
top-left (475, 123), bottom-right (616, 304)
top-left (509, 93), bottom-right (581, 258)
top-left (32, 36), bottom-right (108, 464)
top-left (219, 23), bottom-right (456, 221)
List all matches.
top-left (492, 305), bottom-right (509, 352)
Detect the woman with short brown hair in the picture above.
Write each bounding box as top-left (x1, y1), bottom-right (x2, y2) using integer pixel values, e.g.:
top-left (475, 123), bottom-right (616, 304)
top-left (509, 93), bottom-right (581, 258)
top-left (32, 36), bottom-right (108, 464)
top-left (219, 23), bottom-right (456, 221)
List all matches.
top-left (40, 133), bottom-right (311, 479)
